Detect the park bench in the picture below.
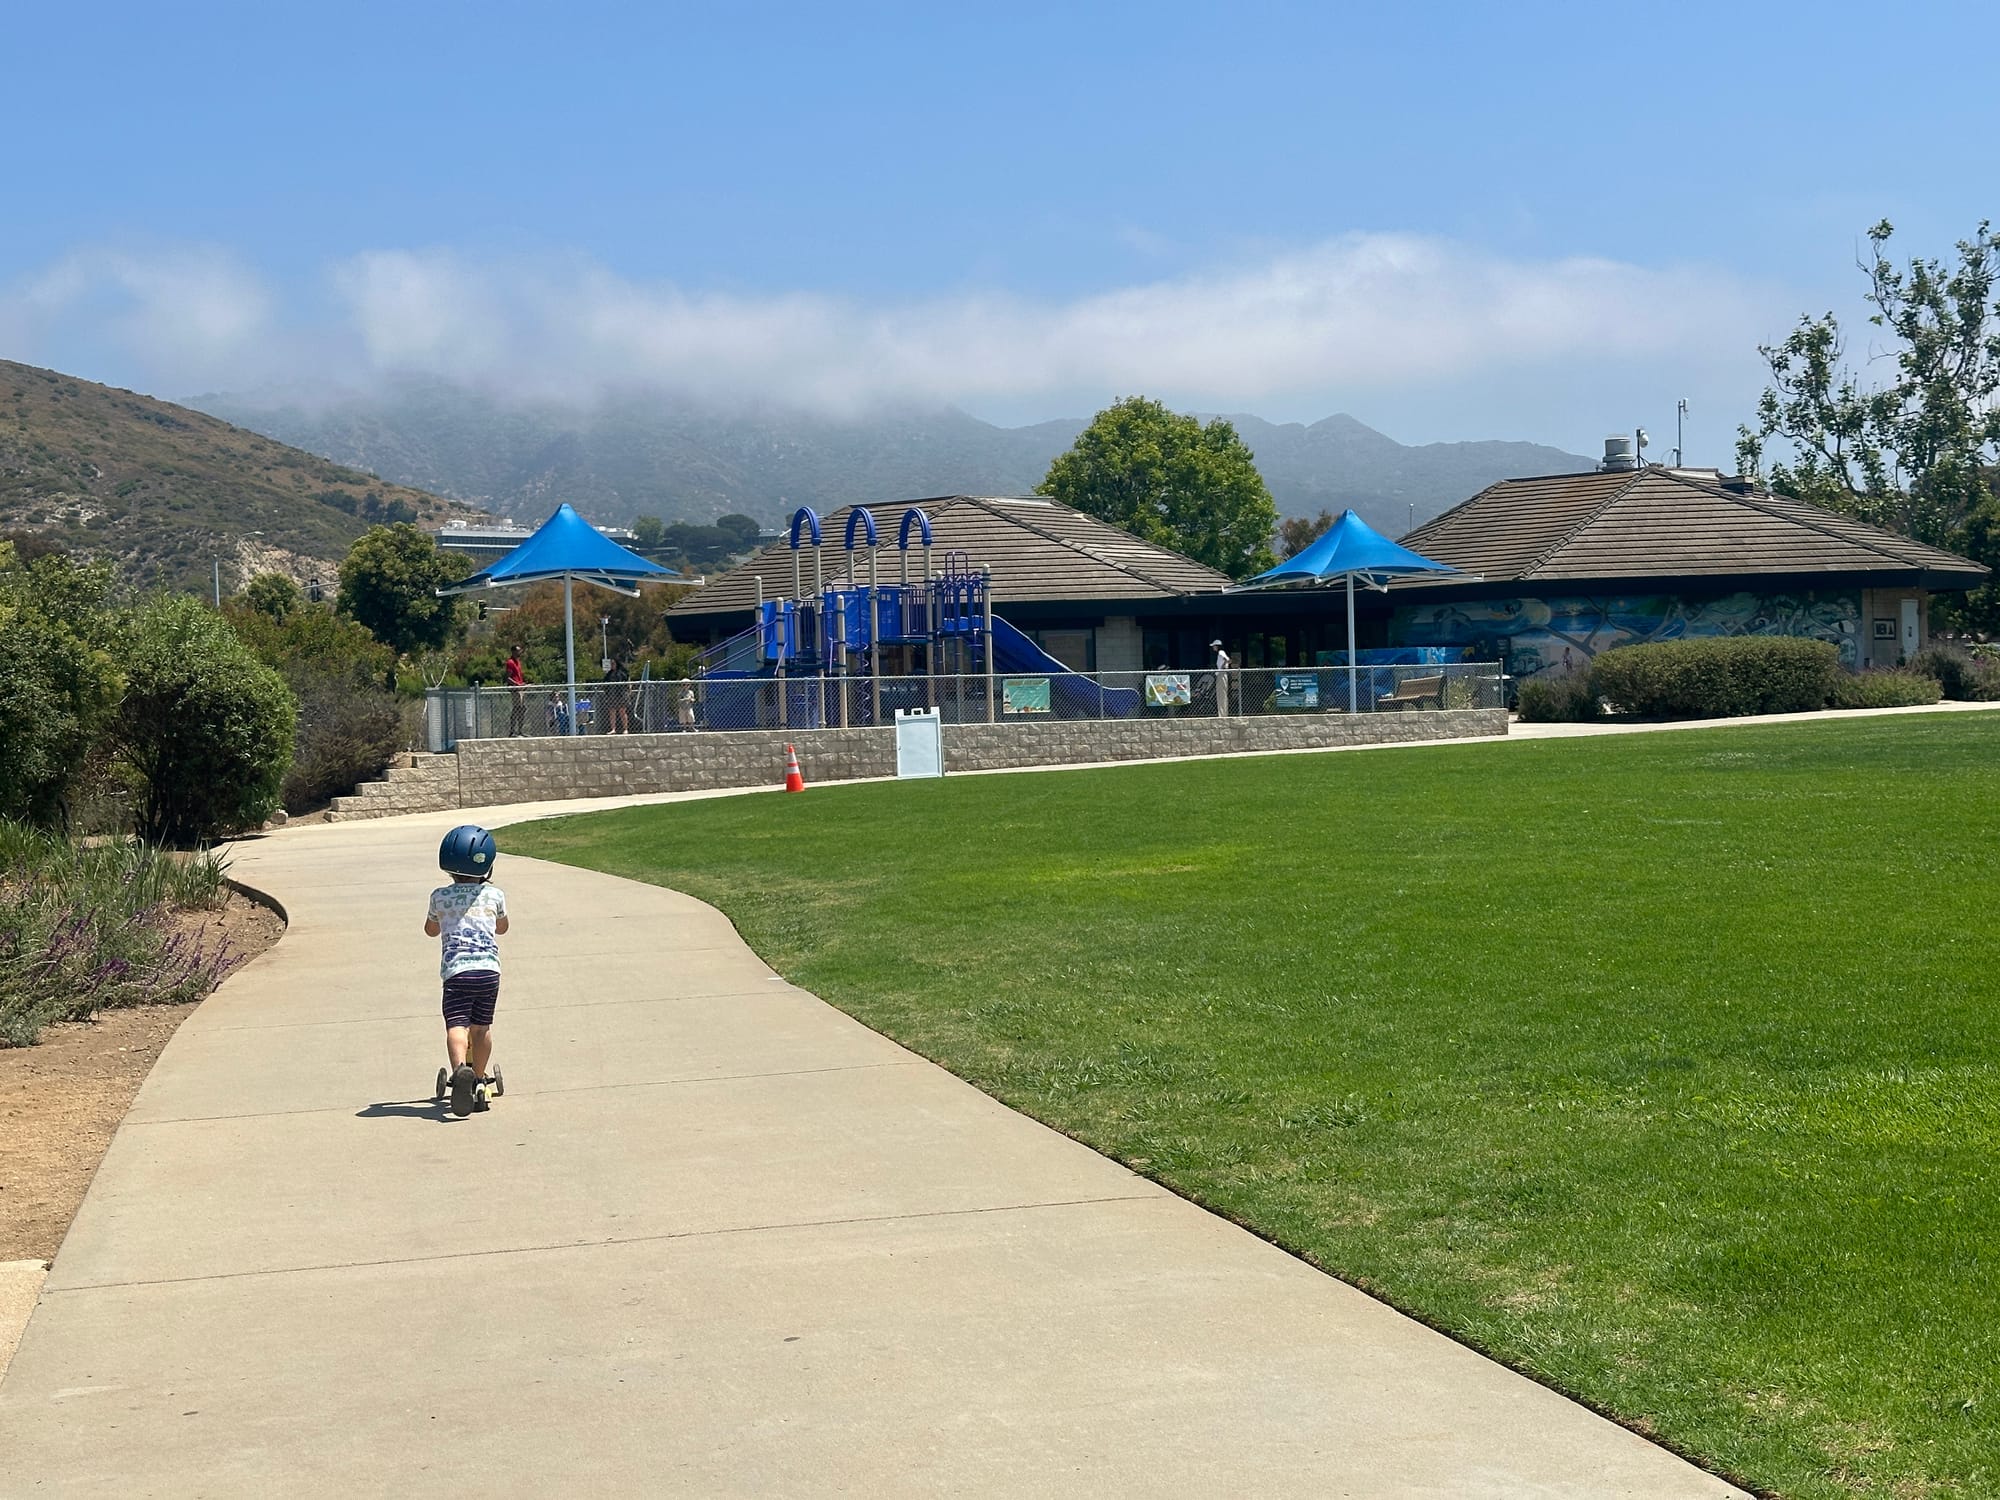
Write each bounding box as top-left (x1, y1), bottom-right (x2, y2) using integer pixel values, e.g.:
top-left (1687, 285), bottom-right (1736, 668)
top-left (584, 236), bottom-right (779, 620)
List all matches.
top-left (1377, 673), bottom-right (1445, 711)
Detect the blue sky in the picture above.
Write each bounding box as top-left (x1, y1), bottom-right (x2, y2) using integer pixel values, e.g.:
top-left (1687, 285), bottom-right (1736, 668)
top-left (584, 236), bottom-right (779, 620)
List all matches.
top-left (5, 0), bottom-right (1996, 462)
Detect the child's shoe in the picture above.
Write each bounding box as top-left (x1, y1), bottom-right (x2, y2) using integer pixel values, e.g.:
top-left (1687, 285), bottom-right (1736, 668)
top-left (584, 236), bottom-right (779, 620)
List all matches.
top-left (448, 1064), bottom-right (478, 1117)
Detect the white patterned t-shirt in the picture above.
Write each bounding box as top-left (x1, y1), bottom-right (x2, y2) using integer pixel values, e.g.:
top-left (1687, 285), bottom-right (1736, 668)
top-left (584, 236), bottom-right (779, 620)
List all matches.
top-left (429, 882), bottom-right (506, 979)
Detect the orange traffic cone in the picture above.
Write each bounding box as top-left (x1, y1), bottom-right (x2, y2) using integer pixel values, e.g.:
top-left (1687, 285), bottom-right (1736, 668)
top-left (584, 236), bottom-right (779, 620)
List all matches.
top-left (783, 743), bottom-right (805, 793)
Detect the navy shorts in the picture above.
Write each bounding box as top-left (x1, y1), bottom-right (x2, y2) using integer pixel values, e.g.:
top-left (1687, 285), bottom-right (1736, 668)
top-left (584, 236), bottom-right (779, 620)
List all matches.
top-left (442, 970), bottom-right (500, 1028)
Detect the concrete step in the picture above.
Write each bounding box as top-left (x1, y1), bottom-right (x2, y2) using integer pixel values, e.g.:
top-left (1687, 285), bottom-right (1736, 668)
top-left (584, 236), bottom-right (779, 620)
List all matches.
top-left (325, 751), bottom-right (461, 821)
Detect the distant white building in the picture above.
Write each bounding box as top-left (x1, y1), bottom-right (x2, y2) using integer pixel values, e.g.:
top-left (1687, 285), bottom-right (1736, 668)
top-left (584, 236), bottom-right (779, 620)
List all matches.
top-left (433, 516), bottom-right (637, 554)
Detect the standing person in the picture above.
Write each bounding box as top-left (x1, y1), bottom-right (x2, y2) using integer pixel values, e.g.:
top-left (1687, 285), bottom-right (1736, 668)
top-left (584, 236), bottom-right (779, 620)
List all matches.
top-left (425, 825), bottom-right (509, 1118)
top-left (676, 680), bottom-right (698, 731)
top-left (1211, 638), bottom-right (1232, 716)
top-left (503, 646), bottom-right (527, 736)
top-left (605, 653), bottom-right (631, 734)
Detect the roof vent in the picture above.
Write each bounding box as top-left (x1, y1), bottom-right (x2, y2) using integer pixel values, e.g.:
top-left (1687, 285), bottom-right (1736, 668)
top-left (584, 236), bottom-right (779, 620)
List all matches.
top-left (1599, 435), bottom-right (1638, 471)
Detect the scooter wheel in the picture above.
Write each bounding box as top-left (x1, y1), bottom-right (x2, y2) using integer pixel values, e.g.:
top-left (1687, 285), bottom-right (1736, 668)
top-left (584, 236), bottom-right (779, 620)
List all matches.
top-left (490, 1066), bottom-right (504, 1099)
top-left (434, 1066), bottom-right (449, 1102)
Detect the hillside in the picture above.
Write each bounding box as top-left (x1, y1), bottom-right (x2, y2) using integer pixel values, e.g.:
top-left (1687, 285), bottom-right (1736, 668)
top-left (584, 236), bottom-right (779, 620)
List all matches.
top-left (194, 381), bottom-right (1591, 539)
top-left (0, 361), bottom-right (476, 591)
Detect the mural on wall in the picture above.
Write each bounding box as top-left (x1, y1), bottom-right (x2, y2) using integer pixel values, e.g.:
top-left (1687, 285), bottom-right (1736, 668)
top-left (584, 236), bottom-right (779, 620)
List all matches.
top-left (1391, 591), bottom-right (1862, 675)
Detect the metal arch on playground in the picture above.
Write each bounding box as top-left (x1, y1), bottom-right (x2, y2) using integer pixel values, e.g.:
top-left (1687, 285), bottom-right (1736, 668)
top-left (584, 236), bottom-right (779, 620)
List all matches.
top-left (694, 504), bottom-right (1143, 730)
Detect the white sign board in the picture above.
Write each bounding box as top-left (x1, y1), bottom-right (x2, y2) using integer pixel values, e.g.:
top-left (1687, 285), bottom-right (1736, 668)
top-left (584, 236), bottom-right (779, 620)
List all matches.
top-left (894, 708), bottom-right (943, 778)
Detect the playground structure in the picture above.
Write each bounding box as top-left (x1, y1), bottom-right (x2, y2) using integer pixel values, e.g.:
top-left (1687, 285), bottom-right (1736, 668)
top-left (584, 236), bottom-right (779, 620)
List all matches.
top-left (692, 505), bottom-right (1144, 730)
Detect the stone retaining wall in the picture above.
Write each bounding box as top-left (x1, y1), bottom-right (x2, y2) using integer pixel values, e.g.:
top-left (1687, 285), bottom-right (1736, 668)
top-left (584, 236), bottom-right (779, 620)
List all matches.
top-left (328, 710), bottom-right (1506, 818)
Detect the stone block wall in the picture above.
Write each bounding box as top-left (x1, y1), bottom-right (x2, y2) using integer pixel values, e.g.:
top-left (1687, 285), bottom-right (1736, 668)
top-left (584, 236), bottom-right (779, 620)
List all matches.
top-left (326, 710), bottom-right (1507, 819)
top-left (942, 709), bottom-right (1504, 771)
top-left (456, 727), bottom-right (897, 808)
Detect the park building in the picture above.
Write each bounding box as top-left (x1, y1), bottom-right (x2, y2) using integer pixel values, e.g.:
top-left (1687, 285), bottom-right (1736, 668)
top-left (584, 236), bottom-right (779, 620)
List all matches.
top-left (1390, 458), bottom-right (1988, 677)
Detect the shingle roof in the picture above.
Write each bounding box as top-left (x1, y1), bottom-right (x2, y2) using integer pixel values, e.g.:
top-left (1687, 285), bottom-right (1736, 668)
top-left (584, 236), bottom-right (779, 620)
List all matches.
top-left (668, 495), bottom-right (1232, 619)
top-left (1401, 467), bottom-right (1987, 587)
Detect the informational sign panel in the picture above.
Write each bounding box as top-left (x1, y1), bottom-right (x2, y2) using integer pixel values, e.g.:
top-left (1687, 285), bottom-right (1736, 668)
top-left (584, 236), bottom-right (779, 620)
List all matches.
top-left (1143, 673), bottom-right (1192, 707)
top-left (894, 708), bottom-right (943, 778)
top-left (1273, 673), bottom-right (1320, 709)
top-left (1002, 677), bottom-right (1052, 715)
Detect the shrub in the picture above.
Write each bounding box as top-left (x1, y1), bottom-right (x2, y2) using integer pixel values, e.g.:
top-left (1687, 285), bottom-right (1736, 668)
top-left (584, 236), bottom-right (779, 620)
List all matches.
top-left (0, 821), bottom-right (239, 1047)
top-left (1909, 645), bottom-right (2000, 700)
top-left (281, 676), bottom-right (405, 811)
top-left (242, 571), bottom-right (301, 620)
top-left (0, 555), bottom-right (124, 827)
top-left (226, 600), bottom-right (402, 811)
top-left (1516, 671), bottom-right (1600, 722)
top-left (1589, 636), bottom-right (1839, 719)
top-left (1827, 668), bottom-right (1944, 709)
top-left (120, 595), bottom-right (297, 845)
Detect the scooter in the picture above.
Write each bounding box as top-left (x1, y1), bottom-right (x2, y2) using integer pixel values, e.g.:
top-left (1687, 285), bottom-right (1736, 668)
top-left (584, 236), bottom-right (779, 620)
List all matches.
top-left (434, 1063), bottom-right (505, 1116)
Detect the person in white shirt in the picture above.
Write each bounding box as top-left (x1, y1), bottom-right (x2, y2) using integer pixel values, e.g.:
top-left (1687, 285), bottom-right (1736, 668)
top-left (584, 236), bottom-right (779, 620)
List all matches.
top-left (426, 825), bottom-right (511, 1117)
top-left (1211, 639), bottom-right (1231, 715)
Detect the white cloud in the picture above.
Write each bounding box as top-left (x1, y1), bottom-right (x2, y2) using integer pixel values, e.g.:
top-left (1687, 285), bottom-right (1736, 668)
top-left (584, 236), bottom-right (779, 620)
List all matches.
top-left (2, 246), bottom-right (276, 387)
top-left (321, 235), bottom-right (1769, 414)
top-left (2, 234), bottom-right (1773, 427)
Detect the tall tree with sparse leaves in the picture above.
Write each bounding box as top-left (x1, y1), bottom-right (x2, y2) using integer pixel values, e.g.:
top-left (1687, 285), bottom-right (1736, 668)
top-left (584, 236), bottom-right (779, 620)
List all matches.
top-left (1279, 509), bottom-right (1336, 559)
top-left (1738, 220), bottom-right (2000, 629)
top-left (1038, 397), bottom-right (1278, 579)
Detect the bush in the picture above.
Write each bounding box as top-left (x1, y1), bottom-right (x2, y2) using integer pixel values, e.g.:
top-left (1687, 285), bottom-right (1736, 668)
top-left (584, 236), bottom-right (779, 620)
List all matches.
top-left (1589, 636), bottom-right (1839, 719)
top-left (281, 677), bottom-right (405, 811)
top-left (226, 600), bottom-right (402, 811)
top-left (1827, 668), bottom-right (1944, 708)
top-left (0, 555), bottom-right (124, 827)
top-left (241, 571), bottom-right (301, 620)
top-left (120, 595), bottom-right (297, 845)
top-left (0, 821), bottom-right (239, 1047)
top-left (1516, 671), bottom-right (1600, 722)
top-left (1909, 645), bottom-right (2000, 700)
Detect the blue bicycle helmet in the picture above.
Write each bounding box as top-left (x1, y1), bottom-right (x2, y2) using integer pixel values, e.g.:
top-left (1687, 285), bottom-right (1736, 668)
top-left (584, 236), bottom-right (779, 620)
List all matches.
top-left (439, 824), bottom-right (498, 879)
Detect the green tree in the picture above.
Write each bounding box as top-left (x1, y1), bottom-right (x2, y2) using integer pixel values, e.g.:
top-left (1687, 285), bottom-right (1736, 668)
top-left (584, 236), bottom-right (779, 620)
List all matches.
top-left (1738, 220), bottom-right (2000, 628)
top-left (0, 554), bottom-right (124, 827)
top-left (121, 594), bottom-right (296, 844)
top-left (715, 513), bottom-right (762, 551)
top-left (1279, 509), bottom-right (1336, 559)
top-left (242, 571), bottom-right (301, 620)
top-left (1038, 397), bottom-right (1278, 578)
top-left (632, 514), bottom-right (667, 553)
top-left (336, 523), bottom-right (467, 656)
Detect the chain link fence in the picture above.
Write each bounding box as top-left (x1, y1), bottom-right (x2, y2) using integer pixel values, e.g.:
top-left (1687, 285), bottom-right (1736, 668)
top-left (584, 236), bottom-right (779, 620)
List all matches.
top-left (426, 663), bottom-right (1503, 751)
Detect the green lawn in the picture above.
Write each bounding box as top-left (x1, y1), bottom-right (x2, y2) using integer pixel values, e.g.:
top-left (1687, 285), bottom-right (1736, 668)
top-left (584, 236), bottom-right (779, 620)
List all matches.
top-left (508, 715), bottom-right (2000, 1498)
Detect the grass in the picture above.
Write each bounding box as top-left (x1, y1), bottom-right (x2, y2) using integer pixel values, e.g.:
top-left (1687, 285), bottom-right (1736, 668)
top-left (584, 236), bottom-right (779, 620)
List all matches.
top-left (508, 715), bottom-right (2000, 1498)
top-left (0, 821), bottom-right (238, 1046)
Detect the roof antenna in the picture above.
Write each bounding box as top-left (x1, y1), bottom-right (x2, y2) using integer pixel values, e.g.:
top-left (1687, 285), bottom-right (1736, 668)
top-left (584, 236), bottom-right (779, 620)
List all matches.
top-left (1635, 427), bottom-right (1650, 469)
top-left (1674, 398), bottom-right (1688, 466)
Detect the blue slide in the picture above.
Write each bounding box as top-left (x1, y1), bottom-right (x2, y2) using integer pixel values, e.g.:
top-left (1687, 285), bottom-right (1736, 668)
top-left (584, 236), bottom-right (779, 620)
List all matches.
top-left (988, 617), bottom-right (1141, 717)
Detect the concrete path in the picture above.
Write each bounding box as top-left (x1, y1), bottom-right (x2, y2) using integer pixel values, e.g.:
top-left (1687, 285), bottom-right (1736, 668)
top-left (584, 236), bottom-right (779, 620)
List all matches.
top-left (0, 795), bottom-right (1748, 1497)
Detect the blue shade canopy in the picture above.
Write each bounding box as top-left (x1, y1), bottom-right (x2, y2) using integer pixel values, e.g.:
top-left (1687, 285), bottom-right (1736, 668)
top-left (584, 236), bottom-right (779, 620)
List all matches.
top-left (1235, 509), bottom-right (1458, 589)
top-left (453, 503), bottom-right (677, 589)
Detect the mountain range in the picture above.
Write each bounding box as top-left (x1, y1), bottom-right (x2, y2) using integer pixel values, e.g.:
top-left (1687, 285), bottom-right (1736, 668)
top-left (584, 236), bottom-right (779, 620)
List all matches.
top-left (193, 380), bottom-right (1592, 538)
